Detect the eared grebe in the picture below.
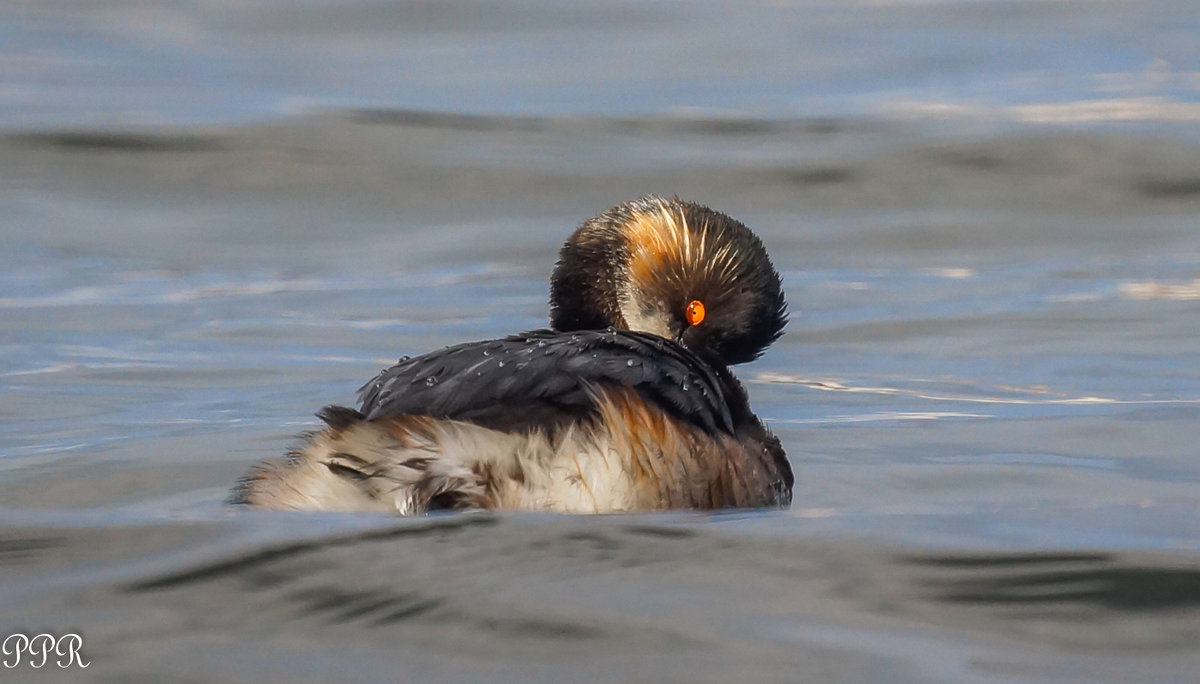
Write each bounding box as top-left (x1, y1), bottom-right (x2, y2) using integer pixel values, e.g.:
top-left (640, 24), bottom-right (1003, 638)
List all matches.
top-left (233, 196), bottom-right (791, 513)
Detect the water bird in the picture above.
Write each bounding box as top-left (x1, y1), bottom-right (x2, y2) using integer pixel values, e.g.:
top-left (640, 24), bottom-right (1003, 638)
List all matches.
top-left (233, 196), bottom-right (792, 513)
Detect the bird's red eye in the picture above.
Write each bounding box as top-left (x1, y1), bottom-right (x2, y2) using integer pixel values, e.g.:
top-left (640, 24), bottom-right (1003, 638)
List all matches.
top-left (685, 299), bottom-right (706, 326)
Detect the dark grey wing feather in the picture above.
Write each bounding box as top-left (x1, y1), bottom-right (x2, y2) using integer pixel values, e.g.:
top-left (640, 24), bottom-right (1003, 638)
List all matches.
top-left (357, 329), bottom-right (739, 434)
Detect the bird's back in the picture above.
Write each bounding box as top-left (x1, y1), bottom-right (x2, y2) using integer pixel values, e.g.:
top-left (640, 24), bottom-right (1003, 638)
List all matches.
top-left (233, 330), bottom-right (791, 513)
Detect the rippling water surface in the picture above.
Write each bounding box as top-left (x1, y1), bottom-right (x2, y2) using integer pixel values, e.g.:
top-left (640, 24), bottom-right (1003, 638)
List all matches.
top-left (2, 1), bottom-right (1200, 681)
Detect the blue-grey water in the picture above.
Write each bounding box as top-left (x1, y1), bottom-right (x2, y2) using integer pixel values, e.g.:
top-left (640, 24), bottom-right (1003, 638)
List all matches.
top-left (2, 1), bottom-right (1200, 681)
